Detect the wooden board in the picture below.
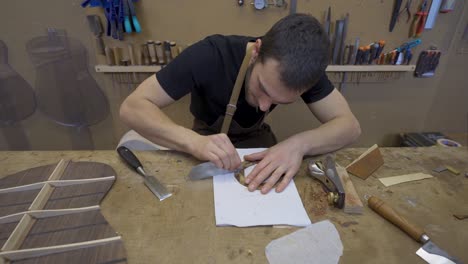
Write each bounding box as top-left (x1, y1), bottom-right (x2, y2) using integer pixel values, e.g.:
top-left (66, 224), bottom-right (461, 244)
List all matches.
top-left (346, 144), bottom-right (384, 179)
top-left (0, 161), bottom-right (127, 263)
top-left (336, 165), bottom-right (364, 214)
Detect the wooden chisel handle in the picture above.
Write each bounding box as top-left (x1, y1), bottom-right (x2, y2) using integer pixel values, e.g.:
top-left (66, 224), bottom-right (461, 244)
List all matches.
top-left (368, 196), bottom-right (426, 243)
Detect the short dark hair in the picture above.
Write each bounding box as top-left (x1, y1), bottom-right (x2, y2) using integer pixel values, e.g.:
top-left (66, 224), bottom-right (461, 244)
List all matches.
top-left (259, 13), bottom-right (329, 91)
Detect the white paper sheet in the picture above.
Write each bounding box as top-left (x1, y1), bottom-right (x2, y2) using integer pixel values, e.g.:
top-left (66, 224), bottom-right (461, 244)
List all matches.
top-left (265, 220), bottom-right (343, 264)
top-left (213, 148), bottom-right (311, 227)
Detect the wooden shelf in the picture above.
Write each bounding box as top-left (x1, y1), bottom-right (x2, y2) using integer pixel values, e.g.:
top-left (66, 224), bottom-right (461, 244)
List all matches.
top-left (95, 65), bottom-right (162, 73)
top-left (95, 64), bottom-right (415, 73)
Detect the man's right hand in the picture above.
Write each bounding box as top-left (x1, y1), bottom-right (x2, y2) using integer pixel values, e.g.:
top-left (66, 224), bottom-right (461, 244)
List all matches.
top-left (190, 134), bottom-right (241, 171)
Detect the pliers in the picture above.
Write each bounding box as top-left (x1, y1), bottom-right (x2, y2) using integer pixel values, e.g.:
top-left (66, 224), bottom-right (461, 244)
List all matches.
top-left (398, 0), bottom-right (412, 23)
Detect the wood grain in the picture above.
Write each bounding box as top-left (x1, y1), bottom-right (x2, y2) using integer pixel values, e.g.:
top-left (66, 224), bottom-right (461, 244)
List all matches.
top-left (0, 222), bottom-right (18, 249)
top-left (0, 190), bottom-right (41, 218)
top-left (0, 166), bottom-right (53, 190)
top-left (0, 161), bottom-right (126, 263)
top-left (336, 165), bottom-right (364, 214)
top-left (346, 144), bottom-right (384, 179)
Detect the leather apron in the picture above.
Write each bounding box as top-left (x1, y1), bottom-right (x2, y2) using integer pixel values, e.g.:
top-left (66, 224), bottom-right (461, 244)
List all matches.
top-left (192, 44), bottom-right (277, 148)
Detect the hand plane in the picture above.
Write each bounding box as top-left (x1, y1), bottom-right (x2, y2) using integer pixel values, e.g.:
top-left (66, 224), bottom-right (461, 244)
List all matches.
top-left (308, 155), bottom-right (346, 209)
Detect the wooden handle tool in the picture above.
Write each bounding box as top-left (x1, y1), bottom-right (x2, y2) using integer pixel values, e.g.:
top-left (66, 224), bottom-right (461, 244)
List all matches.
top-left (368, 196), bottom-right (425, 243)
top-left (104, 47), bottom-right (115, 65)
top-left (112, 47), bottom-right (122, 66)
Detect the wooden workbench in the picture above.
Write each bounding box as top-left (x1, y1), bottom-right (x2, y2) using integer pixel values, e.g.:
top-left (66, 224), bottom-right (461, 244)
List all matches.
top-left (0, 147), bottom-right (467, 263)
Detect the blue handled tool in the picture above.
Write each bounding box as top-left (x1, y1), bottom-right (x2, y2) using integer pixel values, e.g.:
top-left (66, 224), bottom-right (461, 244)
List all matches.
top-left (127, 0), bottom-right (141, 33)
top-left (123, 0), bottom-right (132, 33)
top-left (83, 0), bottom-right (140, 40)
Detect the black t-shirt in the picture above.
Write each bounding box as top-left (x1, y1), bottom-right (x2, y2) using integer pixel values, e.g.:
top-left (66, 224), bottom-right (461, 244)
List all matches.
top-left (156, 35), bottom-right (334, 128)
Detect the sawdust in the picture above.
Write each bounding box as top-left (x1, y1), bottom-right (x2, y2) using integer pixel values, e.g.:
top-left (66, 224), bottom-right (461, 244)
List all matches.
top-left (303, 182), bottom-right (329, 217)
top-left (340, 221), bottom-right (359, 227)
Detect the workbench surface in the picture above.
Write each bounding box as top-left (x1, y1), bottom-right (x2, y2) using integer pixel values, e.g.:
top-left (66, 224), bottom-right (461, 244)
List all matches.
top-left (0, 147), bottom-right (467, 263)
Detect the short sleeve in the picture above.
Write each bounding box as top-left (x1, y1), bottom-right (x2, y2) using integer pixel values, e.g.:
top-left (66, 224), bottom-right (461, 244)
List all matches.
top-left (155, 40), bottom-right (217, 100)
top-left (300, 73), bottom-right (334, 104)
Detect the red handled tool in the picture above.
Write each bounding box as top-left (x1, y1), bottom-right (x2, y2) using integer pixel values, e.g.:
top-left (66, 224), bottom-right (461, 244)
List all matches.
top-left (410, 0), bottom-right (428, 38)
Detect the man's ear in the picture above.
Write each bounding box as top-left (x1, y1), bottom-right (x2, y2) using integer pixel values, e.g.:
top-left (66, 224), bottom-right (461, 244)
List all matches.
top-left (250, 39), bottom-right (262, 64)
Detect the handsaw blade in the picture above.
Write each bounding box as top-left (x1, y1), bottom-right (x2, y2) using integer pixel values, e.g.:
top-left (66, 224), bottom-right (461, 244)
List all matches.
top-left (144, 175), bottom-right (172, 201)
top-left (416, 241), bottom-right (461, 264)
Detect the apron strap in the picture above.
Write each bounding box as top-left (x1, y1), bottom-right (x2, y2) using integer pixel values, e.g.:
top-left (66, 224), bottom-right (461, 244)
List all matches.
top-left (220, 44), bottom-right (254, 134)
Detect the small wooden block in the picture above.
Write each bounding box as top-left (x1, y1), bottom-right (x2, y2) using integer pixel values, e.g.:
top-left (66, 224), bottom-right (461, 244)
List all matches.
top-left (445, 165), bottom-right (460, 175)
top-left (346, 144), bottom-right (384, 180)
top-left (336, 165), bottom-right (364, 214)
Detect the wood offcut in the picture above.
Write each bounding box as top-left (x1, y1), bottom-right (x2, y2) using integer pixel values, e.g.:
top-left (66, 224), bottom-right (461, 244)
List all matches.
top-left (346, 144), bottom-right (384, 179)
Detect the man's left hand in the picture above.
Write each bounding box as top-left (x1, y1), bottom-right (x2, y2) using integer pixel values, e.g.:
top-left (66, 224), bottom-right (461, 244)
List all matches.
top-left (243, 138), bottom-right (304, 194)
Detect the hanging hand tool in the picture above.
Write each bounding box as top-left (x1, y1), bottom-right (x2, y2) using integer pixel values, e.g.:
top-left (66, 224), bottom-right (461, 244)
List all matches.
top-left (368, 196), bottom-right (461, 263)
top-left (390, 0), bottom-right (404, 32)
top-left (86, 15), bottom-right (105, 55)
top-left (375, 40), bottom-right (386, 59)
top-left (105, 47), bottom-right (115, 65)
top-left (399, 0), bottom-right (413, 23)
top-left (155, 40), bottom-right (165, 65)
top-left (146, 40), bottom-right (157, 65)
top-left (163, 41), bottom-right (172, 64)
top-left (82, 0), bottom-right (141, 40)
top-left (332, 20), bottom-right (345, 64)
top-left (117, 146), bottom-right (172, 201)
top-left (410, 0), bottom-right (429, 38)
top-left (404, 48), bottom-right (413, 64)
top-left (289, 0), bottom-right (297, 14)
top-left (415, 49), bottom-right (441, 77)
top-left (362, 45), bottom-right (371, 64)
top-left (308, 156), bottom-right (346, 209)
top-left (170, 41), bottom-right (179, 59)
top-left (390, 0), bottom-right (412, 32)
top-left (324, 6), bottom-right (331, 38)
top-left (339, 14), bottom-right (350, 65)
top-left (425, 0), bottom-right (442, 29)
top-left (369, 43), bottom-right (379, 64)
top-left (124, 0), bottom-right (141, 33)
top-left (349, 37), bottom-right (360, 65)
top-left (355, 46), bottom-right (364, 65)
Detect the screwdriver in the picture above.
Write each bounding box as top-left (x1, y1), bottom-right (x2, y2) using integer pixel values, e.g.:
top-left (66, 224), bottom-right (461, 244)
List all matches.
top-left (410, 0), bottom-right (428, 38)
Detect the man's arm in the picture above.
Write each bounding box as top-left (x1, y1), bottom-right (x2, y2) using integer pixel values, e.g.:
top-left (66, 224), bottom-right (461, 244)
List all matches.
top-left (120, 75), bottom-right (241, 170)
top-left (244, 88), bottom-right (361, 193)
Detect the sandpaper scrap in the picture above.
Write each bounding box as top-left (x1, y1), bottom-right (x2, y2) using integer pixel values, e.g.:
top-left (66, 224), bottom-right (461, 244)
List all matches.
top-left (378, 173), bottom-right (433, 187)
top-left (265, 220), bottom-right (343, 264)
top-left (346, 144), bottom-right (384, 180)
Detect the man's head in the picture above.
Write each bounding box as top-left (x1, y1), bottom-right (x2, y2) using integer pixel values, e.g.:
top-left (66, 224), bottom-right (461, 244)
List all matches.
top-left (245, 13), bottom-right (329, 111)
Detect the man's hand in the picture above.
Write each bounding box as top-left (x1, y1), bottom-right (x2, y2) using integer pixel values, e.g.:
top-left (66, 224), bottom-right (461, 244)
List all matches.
top-left (244, 138), bottom-right (305, 194)
top-left (190, 133), bottom-right (241, 171)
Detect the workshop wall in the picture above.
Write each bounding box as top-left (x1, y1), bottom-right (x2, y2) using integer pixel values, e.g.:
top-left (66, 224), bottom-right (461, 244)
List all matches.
top-left (0, 0), bottom-right (466, 150)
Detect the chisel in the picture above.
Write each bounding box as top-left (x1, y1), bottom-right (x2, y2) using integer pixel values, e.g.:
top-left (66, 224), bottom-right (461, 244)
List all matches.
top-left (117, 146), bottom-right (172, 201)
top-left (368, 196), bottom-right (461, 263)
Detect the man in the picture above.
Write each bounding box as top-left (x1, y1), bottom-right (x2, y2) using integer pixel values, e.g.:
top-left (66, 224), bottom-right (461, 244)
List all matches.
top-left (120, 14), bottom-right (361, 194)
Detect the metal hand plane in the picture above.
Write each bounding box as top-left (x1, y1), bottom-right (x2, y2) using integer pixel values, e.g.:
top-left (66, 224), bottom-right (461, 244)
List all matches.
top-left (308, 155), bottom-right (346, 209)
